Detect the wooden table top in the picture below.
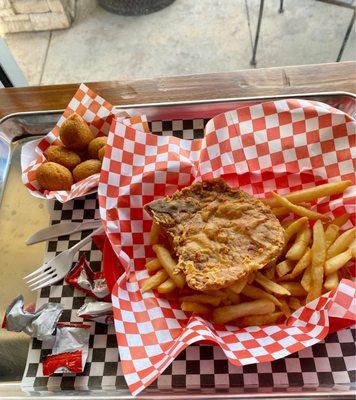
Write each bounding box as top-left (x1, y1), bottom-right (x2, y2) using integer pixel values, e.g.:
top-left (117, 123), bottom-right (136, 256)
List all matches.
top-left (0, 62), bottom-right (355, 118)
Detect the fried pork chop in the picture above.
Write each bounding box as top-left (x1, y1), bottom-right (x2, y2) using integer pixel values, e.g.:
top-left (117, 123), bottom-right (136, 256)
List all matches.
top-left (145, 179), bottom-right (285, 291)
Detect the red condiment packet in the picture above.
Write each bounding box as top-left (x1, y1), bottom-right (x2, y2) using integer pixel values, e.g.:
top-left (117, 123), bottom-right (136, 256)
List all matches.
top-left (42, 323), bottom-right (91, 376)
top-left (65, 254), bottom-right (111, 301)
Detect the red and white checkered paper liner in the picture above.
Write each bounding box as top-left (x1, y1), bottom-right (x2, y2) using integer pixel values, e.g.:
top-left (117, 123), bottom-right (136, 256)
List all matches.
top-left (21, 84), bottom-right (150, 203)
top-left (98, 99), bottom-right (356, 396)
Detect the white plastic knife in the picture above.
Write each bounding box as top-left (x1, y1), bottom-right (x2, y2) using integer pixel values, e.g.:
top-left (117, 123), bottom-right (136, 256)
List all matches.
top-left (26, 220), bottom-right (102, 245)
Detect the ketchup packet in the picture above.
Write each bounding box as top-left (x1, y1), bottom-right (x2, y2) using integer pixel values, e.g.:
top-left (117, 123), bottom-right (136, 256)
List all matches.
top-left (65, 254), bottom-right (110, 301)
top-left (42, 322), bottom-right (91, 375)
top-left (77, 299), bottom-right (113, 325)
top-left (2, 295), bottom-right (63, 341)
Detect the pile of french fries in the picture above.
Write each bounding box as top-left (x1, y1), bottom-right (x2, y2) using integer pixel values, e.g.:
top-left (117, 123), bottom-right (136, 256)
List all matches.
top-left (142, 180), bottom-right (355, 327)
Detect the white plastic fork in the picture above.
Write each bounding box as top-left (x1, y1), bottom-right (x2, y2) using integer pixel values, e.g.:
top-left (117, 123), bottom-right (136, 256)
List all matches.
top-left (23, 226), bottom-right (103, 291)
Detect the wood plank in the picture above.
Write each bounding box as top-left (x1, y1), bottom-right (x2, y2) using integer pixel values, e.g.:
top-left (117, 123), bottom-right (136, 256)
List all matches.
top-left (0, 62), bottom-right (354, 118)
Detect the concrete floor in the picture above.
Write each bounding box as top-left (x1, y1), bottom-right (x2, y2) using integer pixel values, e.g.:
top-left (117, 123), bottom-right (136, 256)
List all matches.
top-left (3, 0), bottom-right (356, 86)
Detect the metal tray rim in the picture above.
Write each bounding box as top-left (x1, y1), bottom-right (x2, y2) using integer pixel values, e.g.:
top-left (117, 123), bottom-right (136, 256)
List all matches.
top-left (0, 90), bottom-right (355, 125)
top-left (1, 382), bottom-right (356, 400)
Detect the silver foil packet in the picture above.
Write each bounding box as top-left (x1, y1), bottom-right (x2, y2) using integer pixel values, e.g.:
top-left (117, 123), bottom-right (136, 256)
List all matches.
top-left (2, 295), bottom-right (63, 341)
top-left (77, 299), bottom-right (113, 325)
top-left (43, 323), bottom-right (91, 375)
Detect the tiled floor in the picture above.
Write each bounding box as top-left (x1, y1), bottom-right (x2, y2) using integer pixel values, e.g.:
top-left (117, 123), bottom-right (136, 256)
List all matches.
top-left (3, 0), bottom-right (356, 86)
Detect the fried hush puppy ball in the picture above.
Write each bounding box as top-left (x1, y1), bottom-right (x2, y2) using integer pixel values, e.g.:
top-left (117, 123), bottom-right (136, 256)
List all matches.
top-left (45, 145), bottom-right (81, 170)
top-left (59, 113), bottom-right (94, 151)
top-left (98, 146), bottom-right (105, 161)
top-left (88, 136), bottom-right (107, 159)
top-left (36, 162), bottom-right (73, 191)
top-left (72, 159), bottom-right (102, 183)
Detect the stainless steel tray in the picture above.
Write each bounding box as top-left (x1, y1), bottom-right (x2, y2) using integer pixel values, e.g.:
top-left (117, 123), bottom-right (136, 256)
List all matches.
top-left (0, 91), bottom-right (355, 399)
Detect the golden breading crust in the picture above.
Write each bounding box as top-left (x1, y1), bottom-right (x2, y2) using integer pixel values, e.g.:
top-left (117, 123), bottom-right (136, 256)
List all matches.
top-left (98, 146), bottom-right (105, 161)
top-left (145, 179), bottom-right (285, 291)
top-left (72, 159), bottom-right (102, 182)
top-left (59, 113), bottom-right (94, 151)
top-left (88, 136), bottom-right (107, 159)
top-left (36, 162), bottom-right (73, 191)
top-left (45, 145), bottom-right (81, 170)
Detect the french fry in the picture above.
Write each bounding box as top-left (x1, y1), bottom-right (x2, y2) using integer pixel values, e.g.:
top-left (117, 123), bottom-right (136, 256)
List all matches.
top-left (326, 227), bottom-right (356, 259)
top-left (282, 220), bottom-right (294, 229)
top-left (264, 181), bottom-right (351, 208)
top-left (153, 244), bottom-right (186, 288)
top-left (229, 275), bottom-right (249, 294)
top-left (242, 284), bottom-right (282, 307)
top-left (331, 213), bottom-right (349, 227)
top-left (204, 290), bottom-right (228, 300)
top-left (306, 220), bottom-right (326, 303)
top-left (276, 260), bottom-right (294, 278)
top-left (247, 272), bottom-right (256, 284)
top-left (271, 203), bottom-right (311, 217)
top-left (324, 224), bottom-right (340, 249)
top-left (224, 288), bottom-right (241, 304)
top-left (325, 248), bottom-right (352, 275)
top-left (180, 294), bottom-right (221, 307)
top-left (145, 258), bottom-right (162, 273)
top-left (264, 264), bottom-right (276, 280)
top-left (240, 312), bottom-right (283, 327)
top-left (280, 248), bottom-right (311, 281)
top-left (212, 299), bottom-right (275, 324)
top-left (221, 298), bottom-right (232, 306)
top-left (278, 298), bottom-right (291, 317)
top-left (255, 271), bottom-right (291, 295)
top-left (181, 301), bottom-right (210, 315)
top-left (288, 297), bottom-right (302, 310)
top-left (271, 207), bottom-right (291, 217)
top-left (157, 278), bottom-right (176, 293)
top-left (286, 226), bottom-right (312, 260)
top-left (279, 282), bottom-right (307, 297)
top-left (324, 272), bottom-right (339, 291)
top-left (284, 217), bottom-right (308, 243)
top-left (350, 240), bottom-right (356, 258)
top-left (150, 222), bottom-right (160, 245)
top-left (301, 265), bottom-right (312, 292)
top-left (272, 192), bottom-right (329, 221)
top-left (142, 270), bottom-right (168, 292)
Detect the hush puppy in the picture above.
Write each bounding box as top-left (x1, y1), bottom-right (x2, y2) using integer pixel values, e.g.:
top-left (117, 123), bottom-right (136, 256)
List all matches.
top-left (72, 159), bottom-right (102, 182)
top-left (45, 145), bottom-right (81, 170)
top-left (98, 146), bottom-right (105, 161)
top-left (59, 113), bottom-right (94, 151)
top-left (36, 162), bottom-right (73, 191)
top-left (88, 136), bottom-right (107, 159)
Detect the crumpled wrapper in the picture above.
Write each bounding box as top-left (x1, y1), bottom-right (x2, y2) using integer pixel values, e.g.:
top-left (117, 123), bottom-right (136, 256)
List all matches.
top-left (21, 83), bottom-right (150, 203)
top-left (42, 322), bottom-right (91, 375)
top-left (2, 295), bottom-right (63, 341)
top-left (77, 299), bottom-right (113, 325)
top-left (98, 98), bottom-right (356, 395)
top-left (65, 254), bottom-right (111, 301)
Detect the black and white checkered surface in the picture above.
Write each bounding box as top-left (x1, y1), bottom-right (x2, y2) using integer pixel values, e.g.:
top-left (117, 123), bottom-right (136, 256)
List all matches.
top-left (22, 118), bottom-right (355, 392)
